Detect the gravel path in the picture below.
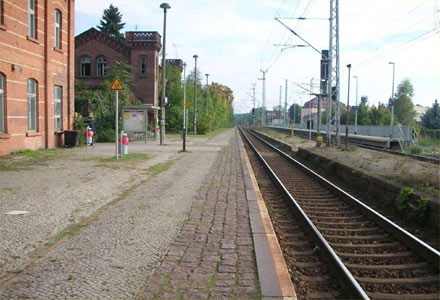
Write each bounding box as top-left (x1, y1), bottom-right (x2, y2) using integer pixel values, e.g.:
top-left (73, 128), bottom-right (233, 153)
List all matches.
top-left (1, 129), bottom-right (234, 299)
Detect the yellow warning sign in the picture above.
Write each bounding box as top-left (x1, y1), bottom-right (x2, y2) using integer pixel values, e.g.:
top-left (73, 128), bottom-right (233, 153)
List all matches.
top-left (110, 76), bottom-right (124, 91)
top-left (185, 103), bottom-right (190, 109)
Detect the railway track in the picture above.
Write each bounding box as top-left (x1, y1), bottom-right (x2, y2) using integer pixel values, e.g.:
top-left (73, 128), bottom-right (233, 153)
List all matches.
top-left (265, 126), bottom-right (439, 165)
top-left (239, 126), bottom-right (440, 300)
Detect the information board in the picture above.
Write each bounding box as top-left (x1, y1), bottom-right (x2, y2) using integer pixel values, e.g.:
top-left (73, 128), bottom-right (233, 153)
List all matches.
top-left (123, 110), bottom-right (146, 132)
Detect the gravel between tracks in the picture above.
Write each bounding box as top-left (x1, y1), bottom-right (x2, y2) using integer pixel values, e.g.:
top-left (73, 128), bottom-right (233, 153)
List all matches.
top-left (1, 130), bottom-right (234, 299)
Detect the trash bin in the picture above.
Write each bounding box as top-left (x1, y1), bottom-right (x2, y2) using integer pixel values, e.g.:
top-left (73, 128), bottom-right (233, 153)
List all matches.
top-left (64, 130), bottom-right (80, 147)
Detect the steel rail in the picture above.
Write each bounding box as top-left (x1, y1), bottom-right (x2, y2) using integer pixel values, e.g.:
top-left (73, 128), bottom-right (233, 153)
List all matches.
top-left (245, 127), bottom-right (440, 268)
top-left (239, 127), bottom-right (370, 300)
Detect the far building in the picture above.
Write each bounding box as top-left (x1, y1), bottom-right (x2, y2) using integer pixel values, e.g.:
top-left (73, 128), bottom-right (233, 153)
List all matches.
top-left (414, 104), bottom-right (429, 122)
top-left (301, 97), bottom-right (346, 128)
top-left (75, 28), bottom-right (183, 128)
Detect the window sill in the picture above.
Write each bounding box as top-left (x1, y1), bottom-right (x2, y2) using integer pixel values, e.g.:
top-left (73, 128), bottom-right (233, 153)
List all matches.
top-left (53, 47), bottom-right (63, 54)
top-left (26, 131), bottom-right (41, 137)
top-left (0, 24), bottom-right (7, 31)
top-left (0, 132), bottom-right (11, 139)
top-left (26, 36), bottom-right (39, 44)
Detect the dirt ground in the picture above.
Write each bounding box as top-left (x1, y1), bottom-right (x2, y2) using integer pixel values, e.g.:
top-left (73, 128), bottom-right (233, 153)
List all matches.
top-left (256, 128), bottom-right (439, 198)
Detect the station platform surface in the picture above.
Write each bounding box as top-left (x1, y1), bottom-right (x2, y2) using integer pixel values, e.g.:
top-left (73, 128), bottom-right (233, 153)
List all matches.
top-left (1, 128), bottom-right (294, 299)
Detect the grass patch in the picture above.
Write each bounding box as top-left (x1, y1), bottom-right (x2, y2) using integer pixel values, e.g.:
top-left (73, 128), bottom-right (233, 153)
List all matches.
top-left (146, 159), bottom-right (176, 176)
top-left (99, 153), bottom-right (150, 163)
top-left (195, 127), bottom-right (230, 138)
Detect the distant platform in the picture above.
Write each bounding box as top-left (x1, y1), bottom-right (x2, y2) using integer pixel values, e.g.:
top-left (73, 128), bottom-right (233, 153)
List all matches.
top-left (265, 126), bottom-right (405, 149)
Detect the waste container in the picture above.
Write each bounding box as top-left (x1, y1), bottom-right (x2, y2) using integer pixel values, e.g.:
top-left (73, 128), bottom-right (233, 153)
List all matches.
top-left (64, 130), bottom-right (80, 147)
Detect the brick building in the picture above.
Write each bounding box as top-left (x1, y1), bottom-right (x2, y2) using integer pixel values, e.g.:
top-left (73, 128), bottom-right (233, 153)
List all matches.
top-left (0, 0), bottom-right (75, 155)
top-left (76, 28), bottom-right (169, 126)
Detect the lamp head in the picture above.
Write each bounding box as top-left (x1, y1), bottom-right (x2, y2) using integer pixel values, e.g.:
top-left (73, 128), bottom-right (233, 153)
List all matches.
top-left (389, 62), bottom-right (395, 65)
top-left (347, 64), bottom-right (352, 68)
top-left (160, 3), bottom-right (171, 10)
top-left (193, 55), bottom-right (198, 59)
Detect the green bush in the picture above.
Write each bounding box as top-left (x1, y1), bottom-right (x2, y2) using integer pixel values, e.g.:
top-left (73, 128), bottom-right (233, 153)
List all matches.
top-left (396, 187), bottom-right (429, 221)
top-left (408, 145), bottom-right (422, 155)
top-left (96, 128), bottom-right (115, 142)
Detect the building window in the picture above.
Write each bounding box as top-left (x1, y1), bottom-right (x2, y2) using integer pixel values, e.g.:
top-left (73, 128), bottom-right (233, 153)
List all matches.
top-left (0, 0), bottom-right (4, 26)
top-left (140, 56), bottom-right (147, 76)
top-left (80, 56), bottom-right (91, 76)
top-left (96, 56), bottom-right (107, 77)
top-left (0, 73), bottom-right (5, 132)
top-left (27, 79), bottom-right (38, 131)
top-left (54, 86), bottom-right (62, 131)
top-left (28, 0), bottom-right (36, 38)
top-left (54, 9), bottom-right (61, 49)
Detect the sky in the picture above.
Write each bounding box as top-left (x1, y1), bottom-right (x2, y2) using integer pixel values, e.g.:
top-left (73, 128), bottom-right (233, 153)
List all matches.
top-left (75, 0), bottom-right (440, 114)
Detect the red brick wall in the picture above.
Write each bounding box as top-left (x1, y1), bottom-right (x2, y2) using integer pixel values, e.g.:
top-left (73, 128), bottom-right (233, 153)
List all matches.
top-left (75, 39), bottom-right (129, 86)
top-left (0, 0), bottom-right (75, 155)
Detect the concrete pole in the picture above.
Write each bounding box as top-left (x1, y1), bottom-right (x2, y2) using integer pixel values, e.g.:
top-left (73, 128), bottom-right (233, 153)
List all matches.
top-left (160, 3), bottom-right (170, 145)
top-left (193, 55), bottom-right (198, 135)
top-left (354, 75), bottom-right (358, 134)
top-left (183, 62), bottom-right (187, 151)
top-left (389, 62), bottom-right (395, 139)
top-left (284, 79), bottom-right (288, 126)
top-left (345, 64), bottom-right (351, 149)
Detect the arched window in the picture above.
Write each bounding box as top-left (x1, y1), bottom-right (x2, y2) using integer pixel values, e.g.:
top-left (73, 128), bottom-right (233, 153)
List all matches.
top-left (27, 79), bottom-right (38, 131)
top-left (80, 56), bottom-right (91, 77)
top-left (0, 73), bottom-right (5, 132)
top-left (97, 56), bottom-right (107, 77)
top-left (140, 56), bottom-right (147, 76)
top-left (54, 9), bottom-right (61, 49)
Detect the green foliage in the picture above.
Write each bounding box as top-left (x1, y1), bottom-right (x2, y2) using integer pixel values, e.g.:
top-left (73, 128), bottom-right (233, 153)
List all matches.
top-left (288, 103), bottom-right (302, 123)
top-left (95, 128), bottom-right (115, 142)
top-left (421, 100), bottom-right (440, 129)
top-left (163, 67), bottom-right (234, 134)
top-left (408, 145), bottom-right (422, 155)
top-left (97, 4), bottom-right (125, 41)
top-left (75, 61), bottom-right (139, 142)
top-left (394, 79), bottom-right (416, 125)
top-left (396, 187), bottom-right (429, 221)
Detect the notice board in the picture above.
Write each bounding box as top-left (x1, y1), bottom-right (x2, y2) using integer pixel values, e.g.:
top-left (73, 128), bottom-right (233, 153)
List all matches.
top-left (122, 110), bottom-right (147, 132)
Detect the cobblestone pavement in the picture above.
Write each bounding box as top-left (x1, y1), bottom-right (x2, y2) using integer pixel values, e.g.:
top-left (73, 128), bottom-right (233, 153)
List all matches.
top-left (1, 130), bottom-right (236, 299)
top-left (138, 130), bottom-right (260, 300)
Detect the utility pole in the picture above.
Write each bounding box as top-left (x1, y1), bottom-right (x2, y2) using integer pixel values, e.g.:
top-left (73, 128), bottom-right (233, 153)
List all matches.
top-left (251, 83), bottom-right (256, 126)
top-left (258, 69), bottom-right (267, 126)
top-left (353, 75), bottom-right (358, 134)
top-left (327, 0), bottom-right (341, 146)
top-left (284, 80), bottom-right (288, 126)
top-left (182, 62), bottom-right (187, 151)
top-left (193, 55), bottom-right (198, 135)
top-left (159, 3), bottom-right (171, 145)
top-left (345, 64), bottom-right (352, 149)
top-left (389, 62), bottom-right (395, 140)
top-left (279, 85), bottom-right (282, 125)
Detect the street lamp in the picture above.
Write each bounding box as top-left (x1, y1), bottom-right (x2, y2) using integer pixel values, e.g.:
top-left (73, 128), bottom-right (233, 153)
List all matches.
top-left (159, 2), bottom-right (171, 145)
top-left (205, 73), bottom-right (209, 87)
top-left (345, 64), bottom-right (352, 149)
top-left (193, 55), bottom-right (198, 135)
top-left (389, 62), bottom-right (395, 139)
top-left (182, 62), bottom-right (187, 151)
top-left (353, 75), bottom-right (359, 134)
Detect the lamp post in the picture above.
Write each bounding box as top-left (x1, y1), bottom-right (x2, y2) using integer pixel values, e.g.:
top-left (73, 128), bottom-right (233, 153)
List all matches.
top-left (345, 64), bottom-right (352, 149)
top-left (389, 62), bottom-right (395, 139)
top-left (205, 73), bottom-right (209, 87)
top-left (353, 75), bottom-right (358, 134)
top-left (193, 55), bottom-right (198, 135)
top-left (159, 2), bottom-right (170, 145)
top-left (182, 62), bottom-right (187, 151)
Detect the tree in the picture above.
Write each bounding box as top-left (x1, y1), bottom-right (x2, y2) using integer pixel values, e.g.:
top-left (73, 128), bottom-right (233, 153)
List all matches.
top-left (288, 103), bottom-right (302, 123)
top-left (369, 103), bottom-right (391, 125)
top-left (97, 4), bottom-right (125, 41)
top-left (421, 100), bottom-right (440, 129)
top-left (393, 79), bottom-right (416, 125)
